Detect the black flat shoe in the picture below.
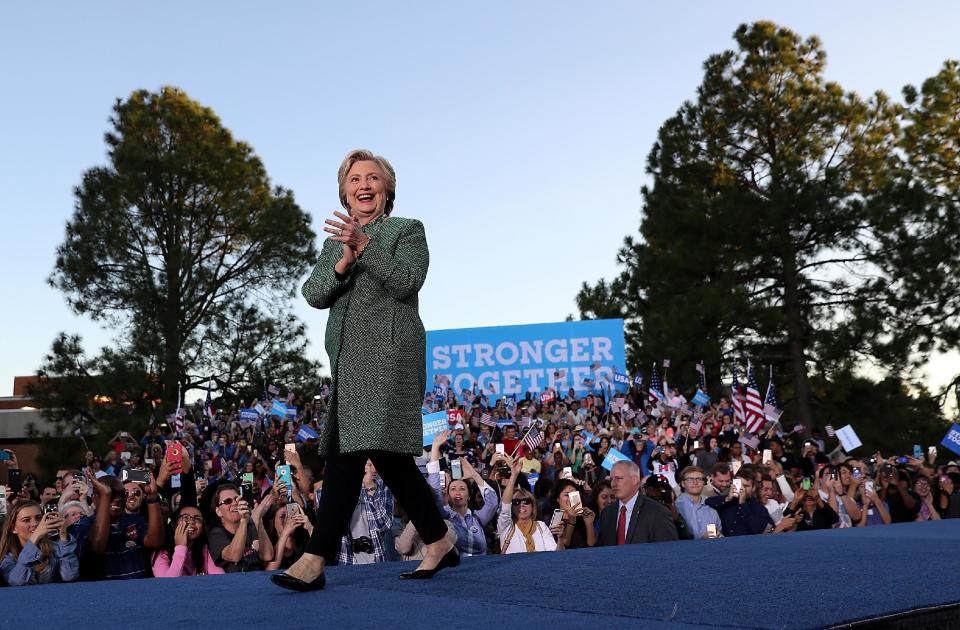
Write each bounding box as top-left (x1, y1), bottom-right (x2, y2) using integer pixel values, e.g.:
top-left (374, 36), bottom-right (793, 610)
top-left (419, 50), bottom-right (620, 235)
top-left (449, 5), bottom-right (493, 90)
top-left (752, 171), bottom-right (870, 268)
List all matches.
top-left (399, 547), bottom-right (460, 580)
top-left (271, 571), bottom-right (326, 592)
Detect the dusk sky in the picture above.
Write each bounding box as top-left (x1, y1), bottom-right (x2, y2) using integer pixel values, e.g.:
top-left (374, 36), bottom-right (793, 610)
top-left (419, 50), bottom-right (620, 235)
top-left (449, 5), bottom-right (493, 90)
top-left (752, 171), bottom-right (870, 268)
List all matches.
top-left (2, 1), bottom-right (958, 404)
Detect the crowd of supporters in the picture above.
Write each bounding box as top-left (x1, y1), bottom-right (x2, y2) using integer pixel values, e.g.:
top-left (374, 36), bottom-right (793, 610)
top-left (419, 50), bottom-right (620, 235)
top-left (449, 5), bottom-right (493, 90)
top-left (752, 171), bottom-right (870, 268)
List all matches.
top-left (1, 386), bottom-right (958, 586)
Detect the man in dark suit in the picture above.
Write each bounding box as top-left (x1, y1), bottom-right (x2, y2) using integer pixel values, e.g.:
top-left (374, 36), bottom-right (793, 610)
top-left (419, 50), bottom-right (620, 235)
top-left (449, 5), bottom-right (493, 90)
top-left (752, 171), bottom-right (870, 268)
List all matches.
top-left (598, 460), bottom-right (679, 545)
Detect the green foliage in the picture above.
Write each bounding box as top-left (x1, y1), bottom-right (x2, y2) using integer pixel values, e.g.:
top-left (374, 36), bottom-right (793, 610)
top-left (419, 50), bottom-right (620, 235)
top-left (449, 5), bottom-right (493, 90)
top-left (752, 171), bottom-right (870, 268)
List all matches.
top-left (47, 87), bottom-right (320, 410)
top-left (809, 372), bottom-right (949, 457)
top-left (576, 22), bottom-right (957, 441)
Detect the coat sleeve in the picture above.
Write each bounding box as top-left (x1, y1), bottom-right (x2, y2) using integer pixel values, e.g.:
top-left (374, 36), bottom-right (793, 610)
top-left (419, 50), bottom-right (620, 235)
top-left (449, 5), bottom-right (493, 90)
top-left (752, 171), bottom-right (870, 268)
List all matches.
top-left (650, 507), bottom-right (680, 542)
top-left (302, 238), bottom-right (352, 310)
top-left (2, 541), bottom-right (40, 586)
top-left (55, 537), bottom-right (79, 583)
top-left (354, 219), bottom-right (429, 301)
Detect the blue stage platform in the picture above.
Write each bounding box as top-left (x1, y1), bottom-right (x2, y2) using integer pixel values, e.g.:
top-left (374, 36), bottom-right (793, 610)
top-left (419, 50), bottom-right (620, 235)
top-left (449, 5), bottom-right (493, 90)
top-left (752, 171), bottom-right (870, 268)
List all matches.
top-left (4, 520), bottom-right (959, 629)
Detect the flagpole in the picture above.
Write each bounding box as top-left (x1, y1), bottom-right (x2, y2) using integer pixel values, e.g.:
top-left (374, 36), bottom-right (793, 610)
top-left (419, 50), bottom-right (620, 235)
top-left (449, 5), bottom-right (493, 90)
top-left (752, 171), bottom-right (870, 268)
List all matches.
top-left (510, 419), bottom-right (540, 458)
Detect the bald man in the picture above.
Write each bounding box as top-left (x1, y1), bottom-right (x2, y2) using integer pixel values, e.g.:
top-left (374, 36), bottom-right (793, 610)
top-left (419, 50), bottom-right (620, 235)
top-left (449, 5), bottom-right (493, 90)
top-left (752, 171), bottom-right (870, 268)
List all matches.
top-left (598, 460), bottom-right (678, 546)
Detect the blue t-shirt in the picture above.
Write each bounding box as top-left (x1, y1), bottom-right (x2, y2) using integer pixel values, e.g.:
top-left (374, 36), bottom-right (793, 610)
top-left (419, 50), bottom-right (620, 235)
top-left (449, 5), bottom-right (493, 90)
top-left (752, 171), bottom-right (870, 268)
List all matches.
top-left (73, 512), bottom-right (149, 580)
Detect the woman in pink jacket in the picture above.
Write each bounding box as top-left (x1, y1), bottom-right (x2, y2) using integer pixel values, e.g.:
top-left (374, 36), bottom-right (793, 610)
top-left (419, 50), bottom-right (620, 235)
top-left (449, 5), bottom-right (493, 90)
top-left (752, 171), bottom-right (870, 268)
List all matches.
top-left (152, 505), bottom-right (224, 577)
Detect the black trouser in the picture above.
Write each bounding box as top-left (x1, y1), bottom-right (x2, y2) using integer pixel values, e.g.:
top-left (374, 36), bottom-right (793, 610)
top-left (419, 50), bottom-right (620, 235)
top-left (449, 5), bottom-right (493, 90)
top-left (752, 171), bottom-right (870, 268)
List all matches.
top-left (304, 420), bottom-right (447, 563)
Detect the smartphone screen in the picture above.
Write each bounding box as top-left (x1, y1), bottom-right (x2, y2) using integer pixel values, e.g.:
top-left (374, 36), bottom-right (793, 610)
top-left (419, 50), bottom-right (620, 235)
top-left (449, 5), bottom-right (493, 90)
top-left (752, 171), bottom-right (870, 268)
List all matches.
top-left (495, 444), bottom-right (505, 454)
top-left (706, 523), bottom-right (718, 538)
top-left (913, 445), bottom-right (922, 459)
top-left (450, 459), bottom-right (463, 480)
top-left (762, 449), bottom-right (772, 464)
top-left (568, 490), bottom-right (582, 510)
top-left (0, 450), bottom-right (11, 461)
top-left (731, 479), bottom-right (743, 495)
top-left (284, 443), bottom-right (297, 453)
top-left (801, 478), bottom-right (812, 491)
top-left (276, 465), bottom-right (294, 500)
top-left (549, 509), bottom-right (564, 528)
top-left (562, 466), bottom-right (572, 479)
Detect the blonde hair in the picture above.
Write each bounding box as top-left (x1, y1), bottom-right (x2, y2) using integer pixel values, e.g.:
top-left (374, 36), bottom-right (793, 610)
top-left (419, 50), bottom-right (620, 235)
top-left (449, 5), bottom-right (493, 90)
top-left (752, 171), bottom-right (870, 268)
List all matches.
top-left (337, 149), bottom-right (397, 216)
top-left (0, 501), bottom-right (53, 576)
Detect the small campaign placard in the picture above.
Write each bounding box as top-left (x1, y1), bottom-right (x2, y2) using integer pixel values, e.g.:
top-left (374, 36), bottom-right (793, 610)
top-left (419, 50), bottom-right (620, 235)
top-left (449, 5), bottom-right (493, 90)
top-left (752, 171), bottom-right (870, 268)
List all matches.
top-left (835, 425), bottom-right (862, 452)
top-left (422, 411), bottom-right (449, 447)
top-left (940, 423), bottom-right (960, 456)
top-left (601, 448), bottom-right (630, 471)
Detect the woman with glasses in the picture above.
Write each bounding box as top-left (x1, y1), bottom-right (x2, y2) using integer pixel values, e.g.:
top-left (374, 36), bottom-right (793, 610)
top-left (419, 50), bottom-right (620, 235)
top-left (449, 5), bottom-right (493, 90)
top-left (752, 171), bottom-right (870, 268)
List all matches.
top-left (152, 505), bottom-right (223, 577)
top-left (497, 456), bottom-right (563, 553)
top-left (206, 483), bottom-right (276, 573)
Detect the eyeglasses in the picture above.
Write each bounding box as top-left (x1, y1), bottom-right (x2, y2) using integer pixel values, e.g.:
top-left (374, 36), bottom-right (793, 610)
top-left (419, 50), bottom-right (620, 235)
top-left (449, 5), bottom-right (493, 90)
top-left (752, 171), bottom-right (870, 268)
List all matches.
top-left (683, 477), bottom-right (706, 483)
top-left (125, 490), bottom-right (143, 498)
top-left (511, 498), bottom-right (533, 506)
top-left (217, 496), bottom-right (240, 507)
top-left (178, 515), bottom-right (205, 524)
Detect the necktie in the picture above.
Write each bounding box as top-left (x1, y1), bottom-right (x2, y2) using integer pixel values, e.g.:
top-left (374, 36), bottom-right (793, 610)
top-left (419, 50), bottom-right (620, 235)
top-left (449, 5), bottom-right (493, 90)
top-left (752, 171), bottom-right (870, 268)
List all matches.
top-left (616, 505), bottom-right (627, 545)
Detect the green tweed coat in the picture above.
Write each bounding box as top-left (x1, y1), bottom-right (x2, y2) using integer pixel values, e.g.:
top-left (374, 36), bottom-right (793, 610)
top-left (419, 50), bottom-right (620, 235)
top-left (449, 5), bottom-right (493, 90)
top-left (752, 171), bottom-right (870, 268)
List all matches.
top-left (302, 215), bottom-right (428, 457)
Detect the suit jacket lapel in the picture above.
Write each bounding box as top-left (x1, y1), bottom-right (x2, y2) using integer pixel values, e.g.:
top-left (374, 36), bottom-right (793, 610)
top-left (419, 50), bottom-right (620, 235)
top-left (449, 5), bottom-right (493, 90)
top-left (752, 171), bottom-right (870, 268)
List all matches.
top-left (626, 494), bottom-right (644, 542)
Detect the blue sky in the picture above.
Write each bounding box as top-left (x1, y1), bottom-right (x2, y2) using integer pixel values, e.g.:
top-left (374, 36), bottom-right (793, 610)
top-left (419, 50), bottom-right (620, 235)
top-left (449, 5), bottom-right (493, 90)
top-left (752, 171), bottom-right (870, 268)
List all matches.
top-left (1, 1), bottom-right (958, 401)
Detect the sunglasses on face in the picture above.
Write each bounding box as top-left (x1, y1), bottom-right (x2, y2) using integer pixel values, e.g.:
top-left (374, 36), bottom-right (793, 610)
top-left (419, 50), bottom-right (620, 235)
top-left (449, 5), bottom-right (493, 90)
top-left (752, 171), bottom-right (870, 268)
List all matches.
top-left (125, 490), bottom-right (143, 498)
top-left (511, 498), bottom-right (533, 506)
top-left (217, 496), bottom-right (240, 507)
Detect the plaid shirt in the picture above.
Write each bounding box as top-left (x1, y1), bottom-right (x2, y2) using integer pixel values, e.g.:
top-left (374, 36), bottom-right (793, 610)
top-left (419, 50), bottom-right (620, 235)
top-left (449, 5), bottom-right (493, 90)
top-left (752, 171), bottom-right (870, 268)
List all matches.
top-left (426, 460), bottom-right (499, 556)
top-left (337, 479), bottom-right (392, 565)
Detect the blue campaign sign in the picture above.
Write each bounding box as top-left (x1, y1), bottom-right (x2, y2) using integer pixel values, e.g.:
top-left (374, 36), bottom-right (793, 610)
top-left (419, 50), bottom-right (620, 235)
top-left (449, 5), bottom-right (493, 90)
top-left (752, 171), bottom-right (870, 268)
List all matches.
top-left (612, 371), bottom-right (630, 393)
top-left (427, 320), bottom-right (626, 399)
top-left (422, 411), bottom-right (448, 448)
top-left (270, 400), bottom-right (287, 418)
top-left (239, 408), bottom-right (258, 421)
top-left (285, 406), bottom-right (298, 420)
top-left (601, 448), bottom-right (630, 471)
top-left (940, 423), bottom-right (960, 456)
top-left (297, 425), bottom-right (319, 442)
top-left (692, 389), bottom-right (710, 407)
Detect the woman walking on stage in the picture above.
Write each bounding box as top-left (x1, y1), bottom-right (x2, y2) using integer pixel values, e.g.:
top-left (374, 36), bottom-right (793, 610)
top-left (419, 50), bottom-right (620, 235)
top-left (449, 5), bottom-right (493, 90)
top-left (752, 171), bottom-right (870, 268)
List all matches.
top-left (271, 149), bottom-right (457, 592)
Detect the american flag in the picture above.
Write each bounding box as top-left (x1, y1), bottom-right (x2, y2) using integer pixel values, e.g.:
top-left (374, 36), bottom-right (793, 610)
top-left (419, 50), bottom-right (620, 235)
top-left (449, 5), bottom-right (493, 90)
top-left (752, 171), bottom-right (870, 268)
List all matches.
top-left (204, 390), bottom-right (216, 420)
top-left (523, 429), bottom-right (543, 451)
top-left (744, 362), bottom-right (765, 433)
top-left (763, 368), bottom-right (783, 422)
top-left (696, 361), bottom-right (706, 391)
top-left (825, 424), bottom-right (836, 437)
top-left (480, 413), bottom-right (495, 427)
top-left (730, 365), bottom-right (745, 425)
top-left (649, 363), bottom-right (665, 405)
top-left (267, 383), bottom-right (280, 396)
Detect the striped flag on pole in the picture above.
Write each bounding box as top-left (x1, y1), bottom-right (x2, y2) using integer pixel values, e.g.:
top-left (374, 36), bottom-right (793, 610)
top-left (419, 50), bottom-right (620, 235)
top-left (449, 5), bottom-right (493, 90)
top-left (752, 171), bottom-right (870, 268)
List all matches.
top-left (649, 364), bottom-right (665, 405)
top-left (480, 413), bottom-right (495, 427)
top-left (744, 362), bottom-right (765, 433)
top-left (731, 365), bottom-right (745, 425)
top-left (523, 429), bottom-right (543, 451)
top-left (764, 367), bottom-right (783, 422)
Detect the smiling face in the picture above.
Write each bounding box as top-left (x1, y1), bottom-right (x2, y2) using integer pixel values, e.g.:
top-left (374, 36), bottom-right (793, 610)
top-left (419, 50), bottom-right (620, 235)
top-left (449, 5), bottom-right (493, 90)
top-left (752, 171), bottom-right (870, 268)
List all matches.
top-left (214, 488), bottom-right (242, 526)
top-left (344, 160), bottom-right (388, 224)
top-left (63, 505), bottom-right (86, 526)
top-left (178, 506), bottom-right (205, 541)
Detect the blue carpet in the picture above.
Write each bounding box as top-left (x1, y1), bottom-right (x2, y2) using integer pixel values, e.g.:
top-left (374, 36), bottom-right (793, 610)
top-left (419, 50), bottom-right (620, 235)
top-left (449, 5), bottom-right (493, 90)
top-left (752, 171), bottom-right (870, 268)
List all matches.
top-left (3, 520), bottom-right (959, 629)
